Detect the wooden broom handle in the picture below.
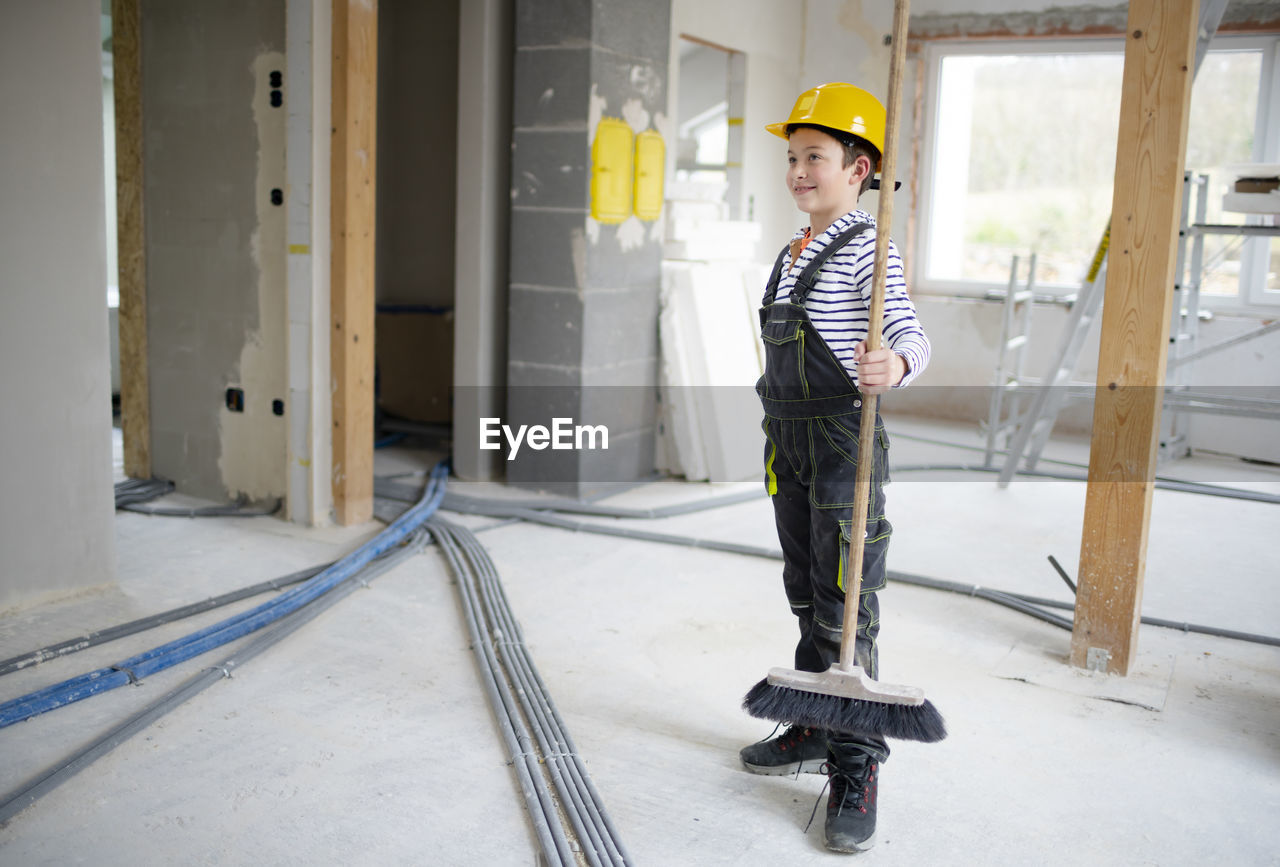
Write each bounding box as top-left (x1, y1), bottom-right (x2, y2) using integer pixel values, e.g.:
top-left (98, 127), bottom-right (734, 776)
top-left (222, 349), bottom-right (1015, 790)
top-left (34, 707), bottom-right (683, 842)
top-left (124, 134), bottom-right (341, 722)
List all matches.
top-left (839, 0), bottom-right (910, 670)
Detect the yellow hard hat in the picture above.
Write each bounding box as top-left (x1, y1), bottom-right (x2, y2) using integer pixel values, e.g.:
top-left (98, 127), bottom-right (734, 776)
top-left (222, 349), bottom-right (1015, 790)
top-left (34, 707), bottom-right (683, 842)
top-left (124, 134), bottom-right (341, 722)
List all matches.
top-left (766, 82), bottom-right (886, 163)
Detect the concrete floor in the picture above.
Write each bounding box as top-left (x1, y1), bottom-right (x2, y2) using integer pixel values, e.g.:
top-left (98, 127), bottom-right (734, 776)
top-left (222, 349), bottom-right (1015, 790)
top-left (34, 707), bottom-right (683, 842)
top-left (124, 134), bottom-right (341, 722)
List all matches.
top-left (1, 417), bottom-right (1278, 865)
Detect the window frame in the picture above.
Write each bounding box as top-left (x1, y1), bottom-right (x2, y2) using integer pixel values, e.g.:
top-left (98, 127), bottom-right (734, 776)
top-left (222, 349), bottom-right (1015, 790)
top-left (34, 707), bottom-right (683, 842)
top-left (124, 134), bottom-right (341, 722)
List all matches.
top-left (913, 34), bottom-right (1280, 314)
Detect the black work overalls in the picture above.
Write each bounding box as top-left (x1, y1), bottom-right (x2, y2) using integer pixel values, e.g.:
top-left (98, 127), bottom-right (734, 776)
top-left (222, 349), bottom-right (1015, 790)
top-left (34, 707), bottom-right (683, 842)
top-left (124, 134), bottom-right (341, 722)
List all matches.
top-left (757, 222), bottom-right (891, 764)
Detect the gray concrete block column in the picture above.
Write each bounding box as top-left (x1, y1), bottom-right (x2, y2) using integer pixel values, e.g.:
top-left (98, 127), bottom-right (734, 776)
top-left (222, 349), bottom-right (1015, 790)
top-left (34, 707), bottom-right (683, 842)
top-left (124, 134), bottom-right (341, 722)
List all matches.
top-left (505, 0), bottom-right (670, 496)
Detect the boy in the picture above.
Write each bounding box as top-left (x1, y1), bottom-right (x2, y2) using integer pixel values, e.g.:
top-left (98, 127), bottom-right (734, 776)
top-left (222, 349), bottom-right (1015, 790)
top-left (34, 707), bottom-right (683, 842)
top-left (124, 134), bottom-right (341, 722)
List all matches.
top-left (739, 82), bottom-right (930, 853)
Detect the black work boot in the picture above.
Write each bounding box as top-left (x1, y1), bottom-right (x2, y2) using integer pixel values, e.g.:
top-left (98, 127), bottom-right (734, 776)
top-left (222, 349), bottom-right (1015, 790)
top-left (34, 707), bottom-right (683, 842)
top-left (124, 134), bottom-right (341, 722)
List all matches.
top-left (739, 724), bottom-right (828, 776)
top-left (823, 753), bottom-right (878, 853)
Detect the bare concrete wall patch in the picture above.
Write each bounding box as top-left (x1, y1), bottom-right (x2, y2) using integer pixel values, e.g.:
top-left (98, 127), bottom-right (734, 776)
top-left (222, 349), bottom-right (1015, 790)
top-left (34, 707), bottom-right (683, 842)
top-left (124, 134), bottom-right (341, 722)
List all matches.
top-left (218, 50), bottom-right (288, 502)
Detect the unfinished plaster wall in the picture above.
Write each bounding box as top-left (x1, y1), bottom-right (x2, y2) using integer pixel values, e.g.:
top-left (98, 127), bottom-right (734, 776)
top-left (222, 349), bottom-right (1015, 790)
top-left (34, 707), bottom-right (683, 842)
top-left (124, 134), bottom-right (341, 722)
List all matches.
top-left (0, 0), bottom-right (116, 609)
top-left (142, 0), bottom-right (288, 503)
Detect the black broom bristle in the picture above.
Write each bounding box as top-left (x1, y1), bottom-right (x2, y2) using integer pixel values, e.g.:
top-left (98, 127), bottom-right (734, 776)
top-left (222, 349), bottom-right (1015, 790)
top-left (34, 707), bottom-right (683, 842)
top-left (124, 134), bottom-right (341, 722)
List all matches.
top-left (743, 678), bottom-right (947, 743)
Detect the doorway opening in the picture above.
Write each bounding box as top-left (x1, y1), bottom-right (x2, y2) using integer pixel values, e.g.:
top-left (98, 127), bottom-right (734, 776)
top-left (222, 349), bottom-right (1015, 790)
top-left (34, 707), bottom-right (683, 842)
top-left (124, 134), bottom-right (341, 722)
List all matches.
top-left (372, 0), bottom-right (460, 461)
top-left (673, 35), bottom-right (746, 218)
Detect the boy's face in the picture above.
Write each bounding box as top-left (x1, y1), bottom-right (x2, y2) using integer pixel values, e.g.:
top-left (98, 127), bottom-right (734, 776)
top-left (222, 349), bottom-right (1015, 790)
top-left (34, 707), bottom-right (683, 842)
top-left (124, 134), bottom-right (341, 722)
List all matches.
top-left (786, 126), bottom-right (870, 228)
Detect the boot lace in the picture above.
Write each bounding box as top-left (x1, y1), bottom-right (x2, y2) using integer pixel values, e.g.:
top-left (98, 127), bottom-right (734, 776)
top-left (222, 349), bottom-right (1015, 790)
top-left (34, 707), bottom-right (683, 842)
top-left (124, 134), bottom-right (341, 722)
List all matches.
top-left (778, 723), bottom-right (815, 751)
top-left (751, 721), bottom-right (813, 752)
top-left (806, 761), bottom-right (873, 831)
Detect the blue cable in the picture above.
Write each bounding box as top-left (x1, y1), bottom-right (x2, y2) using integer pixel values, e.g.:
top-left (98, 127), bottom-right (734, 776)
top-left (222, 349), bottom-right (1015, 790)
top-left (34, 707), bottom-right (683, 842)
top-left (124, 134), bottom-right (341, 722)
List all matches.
top-left (0, 461), bottom-right (450, 729)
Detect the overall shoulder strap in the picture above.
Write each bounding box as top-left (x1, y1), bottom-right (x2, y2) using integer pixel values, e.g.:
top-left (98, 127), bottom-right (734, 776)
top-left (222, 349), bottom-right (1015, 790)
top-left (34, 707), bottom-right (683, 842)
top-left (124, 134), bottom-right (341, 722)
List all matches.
top-left (790, 222), bottom-right (872, 305)
top-left (760, 241), bottom-right (792, 307)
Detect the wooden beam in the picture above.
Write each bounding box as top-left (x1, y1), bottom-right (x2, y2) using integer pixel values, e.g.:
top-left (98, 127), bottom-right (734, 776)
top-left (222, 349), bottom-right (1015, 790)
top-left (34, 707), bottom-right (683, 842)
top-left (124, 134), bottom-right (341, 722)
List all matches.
top-left (112, 0), bottom-right (150, 480)
top-left (1071, 0), bottom-right (1198, 675)
top-left (330, 0), bottom-right (377, 525)
top-left (676, 33), bottom-right (738, 55)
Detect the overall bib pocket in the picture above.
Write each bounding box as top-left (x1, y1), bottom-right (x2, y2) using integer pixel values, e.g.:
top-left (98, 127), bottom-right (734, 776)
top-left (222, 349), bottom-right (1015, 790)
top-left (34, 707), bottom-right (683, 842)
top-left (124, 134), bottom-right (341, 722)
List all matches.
top-left (760, 318), bottom-right (807, 400)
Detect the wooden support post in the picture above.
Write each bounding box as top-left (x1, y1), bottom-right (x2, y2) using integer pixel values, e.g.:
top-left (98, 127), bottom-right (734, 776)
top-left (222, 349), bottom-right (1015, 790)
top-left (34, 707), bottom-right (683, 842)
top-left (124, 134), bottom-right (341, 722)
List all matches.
top-left (1071, 0), bottom-right (1198, 675)
top-left (330, 0), bottom-right (377, 525)
top-left (112, 0), bottom-right (150, 480)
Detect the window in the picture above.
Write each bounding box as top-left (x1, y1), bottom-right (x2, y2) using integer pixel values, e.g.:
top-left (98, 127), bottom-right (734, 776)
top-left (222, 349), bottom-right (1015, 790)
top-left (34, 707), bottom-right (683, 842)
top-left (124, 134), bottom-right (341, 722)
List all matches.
top-left (917, 36), bottom-right (1280, 309)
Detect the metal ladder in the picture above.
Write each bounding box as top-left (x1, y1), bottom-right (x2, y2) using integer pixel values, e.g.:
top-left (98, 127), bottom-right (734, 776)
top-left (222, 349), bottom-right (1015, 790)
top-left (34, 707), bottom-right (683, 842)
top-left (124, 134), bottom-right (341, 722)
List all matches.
top-left (983, 253), bottom-right (1036, 469)
top-left (995, 234), bottom-right (1106, 486)
top-left (1161, 172), bottom-right (1210, 461)
top-left (995, 0), bottom-right (1229, 487)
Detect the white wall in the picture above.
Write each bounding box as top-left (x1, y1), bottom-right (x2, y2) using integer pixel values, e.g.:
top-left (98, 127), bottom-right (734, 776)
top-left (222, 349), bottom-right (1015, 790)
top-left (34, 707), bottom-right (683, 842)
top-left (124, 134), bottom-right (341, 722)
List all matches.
top-left (0, 0), bottom-right (117, 609)
top-left (1182, 316), bottom-right (1280, 462)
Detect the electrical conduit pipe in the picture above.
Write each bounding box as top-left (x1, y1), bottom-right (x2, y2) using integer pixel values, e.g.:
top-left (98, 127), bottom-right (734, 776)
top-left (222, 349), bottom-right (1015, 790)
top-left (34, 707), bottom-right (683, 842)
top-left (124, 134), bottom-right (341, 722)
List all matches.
top-left (0, 461), bottom-right (450, 728)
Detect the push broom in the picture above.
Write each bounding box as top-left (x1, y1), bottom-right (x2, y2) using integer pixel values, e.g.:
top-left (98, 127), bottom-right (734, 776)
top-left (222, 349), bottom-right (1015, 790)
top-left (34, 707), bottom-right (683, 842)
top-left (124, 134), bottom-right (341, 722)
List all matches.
top-left (742, 0), bottom-right (946, 744)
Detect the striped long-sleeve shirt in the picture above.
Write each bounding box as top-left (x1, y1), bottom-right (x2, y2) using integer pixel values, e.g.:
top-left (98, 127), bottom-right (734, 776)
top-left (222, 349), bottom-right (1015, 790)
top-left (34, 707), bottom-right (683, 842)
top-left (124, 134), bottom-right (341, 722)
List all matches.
top-left (771, 209), bottom-right (931, 388)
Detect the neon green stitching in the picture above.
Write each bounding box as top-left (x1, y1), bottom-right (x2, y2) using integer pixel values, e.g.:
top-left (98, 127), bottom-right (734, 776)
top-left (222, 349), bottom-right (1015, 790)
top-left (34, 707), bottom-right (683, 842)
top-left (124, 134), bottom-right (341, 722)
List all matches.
top-left (797, 329), bottom-right (809, 397)
top-left (764, 425), bottom-right (778, 496)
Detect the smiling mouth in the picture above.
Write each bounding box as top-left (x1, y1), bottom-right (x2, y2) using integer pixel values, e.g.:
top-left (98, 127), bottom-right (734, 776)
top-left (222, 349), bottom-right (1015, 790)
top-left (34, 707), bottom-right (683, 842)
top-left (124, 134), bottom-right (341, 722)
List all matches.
top-left (793, 185), bottom-right (815, 195)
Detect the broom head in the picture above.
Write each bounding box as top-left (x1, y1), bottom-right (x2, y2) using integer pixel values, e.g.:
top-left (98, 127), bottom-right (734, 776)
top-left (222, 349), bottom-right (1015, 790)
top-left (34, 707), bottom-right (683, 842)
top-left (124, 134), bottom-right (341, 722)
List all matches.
top-left (743, 665), bottom-right (947, 743)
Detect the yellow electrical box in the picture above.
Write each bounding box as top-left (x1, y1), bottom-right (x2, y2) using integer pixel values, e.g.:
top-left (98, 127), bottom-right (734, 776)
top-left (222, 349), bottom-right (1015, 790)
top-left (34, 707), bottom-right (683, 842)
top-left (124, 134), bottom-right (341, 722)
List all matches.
top-left (633, 130), bottom-right (665, 222)
top-left (590, 118), bottom-right (634, 224)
